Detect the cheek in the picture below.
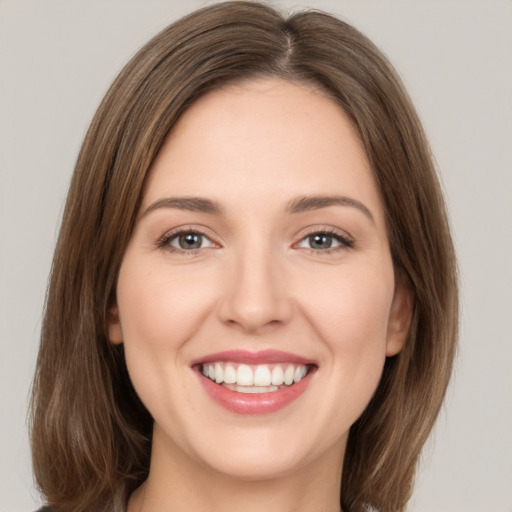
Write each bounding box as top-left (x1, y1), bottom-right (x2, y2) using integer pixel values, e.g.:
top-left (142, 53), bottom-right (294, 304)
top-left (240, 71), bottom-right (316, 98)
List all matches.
top-left (114, 261), bottom-right (223, 438)
top-left (300, 262), bottom-right (394, 374)
top-left (114, 261), bottom-right (216, 405)
top-left (284, 262), bottom-right (396, 447)
top-left (117, 262), bottom-right (215, 349)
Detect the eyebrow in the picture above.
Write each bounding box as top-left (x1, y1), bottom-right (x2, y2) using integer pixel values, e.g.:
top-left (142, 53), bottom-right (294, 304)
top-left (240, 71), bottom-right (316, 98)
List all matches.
top-left (287, 195), bottom-right (375, 223)
top-left (141, 194), bottom-right (374, 223)
top-left (141, 197), bottom-right (224, 218)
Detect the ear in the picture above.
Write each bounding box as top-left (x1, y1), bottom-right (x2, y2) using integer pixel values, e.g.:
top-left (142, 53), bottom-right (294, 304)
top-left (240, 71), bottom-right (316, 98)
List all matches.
top-left (107, 303), bottom-right (123, 345)
top-left (386, 276), bottom-right (414, 357)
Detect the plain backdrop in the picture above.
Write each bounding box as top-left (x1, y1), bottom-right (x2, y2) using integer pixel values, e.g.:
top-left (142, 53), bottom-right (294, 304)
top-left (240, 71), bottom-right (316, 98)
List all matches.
top-left (0, 1), bottom-right (511, 511)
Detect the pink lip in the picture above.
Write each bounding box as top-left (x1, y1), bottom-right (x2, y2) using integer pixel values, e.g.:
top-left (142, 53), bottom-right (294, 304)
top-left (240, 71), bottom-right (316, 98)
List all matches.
top-left (191, 350), bottom-right (317, 415)
top-left (190, 349), bottom-right (315, 366)
top-left (196, 367), bottom-right (315, 415)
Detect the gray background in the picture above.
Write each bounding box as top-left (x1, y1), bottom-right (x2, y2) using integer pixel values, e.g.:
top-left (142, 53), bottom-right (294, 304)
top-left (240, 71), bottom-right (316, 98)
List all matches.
top-left (1, 1), bottom-right (511, 511)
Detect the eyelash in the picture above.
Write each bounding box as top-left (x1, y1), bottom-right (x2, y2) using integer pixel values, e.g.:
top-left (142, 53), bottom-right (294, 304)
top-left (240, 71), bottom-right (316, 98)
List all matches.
top-left (296, 227), bottom-right (354, 254)
top-left (157, 227), bottom-right (354, 255)
top-left (157, 228), bottom-right (217, 254)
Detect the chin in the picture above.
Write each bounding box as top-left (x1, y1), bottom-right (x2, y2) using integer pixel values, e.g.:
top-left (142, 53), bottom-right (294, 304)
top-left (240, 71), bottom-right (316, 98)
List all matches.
top-left (197, 441), bottom-right (312, 482)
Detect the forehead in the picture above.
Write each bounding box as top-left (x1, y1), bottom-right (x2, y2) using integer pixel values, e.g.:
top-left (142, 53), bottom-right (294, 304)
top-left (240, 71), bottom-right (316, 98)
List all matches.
top-left (143, 78), bottom-right (384, 226)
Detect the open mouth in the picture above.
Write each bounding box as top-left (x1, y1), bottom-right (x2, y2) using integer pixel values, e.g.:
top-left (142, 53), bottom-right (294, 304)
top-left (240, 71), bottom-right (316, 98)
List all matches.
top-left (191, 350), bottom-right (317, 414)
top-left (197, 362), bottom-right (316, 394)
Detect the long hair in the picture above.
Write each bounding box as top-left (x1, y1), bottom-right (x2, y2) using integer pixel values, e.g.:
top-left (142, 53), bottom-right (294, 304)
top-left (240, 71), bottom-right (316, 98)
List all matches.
top-left (30, 2), bottom-right (458, 511)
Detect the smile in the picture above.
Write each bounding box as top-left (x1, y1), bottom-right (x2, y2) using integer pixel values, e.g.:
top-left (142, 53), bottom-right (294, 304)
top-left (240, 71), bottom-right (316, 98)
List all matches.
top-left (201, 362), bottom-right (310, 393)
top-left (192, 350), bottom-right (317, 414)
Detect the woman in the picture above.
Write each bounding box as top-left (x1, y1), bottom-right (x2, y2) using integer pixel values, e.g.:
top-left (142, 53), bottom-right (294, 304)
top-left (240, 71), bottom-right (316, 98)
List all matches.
top-left (30, 2), bottom-right (458, 511)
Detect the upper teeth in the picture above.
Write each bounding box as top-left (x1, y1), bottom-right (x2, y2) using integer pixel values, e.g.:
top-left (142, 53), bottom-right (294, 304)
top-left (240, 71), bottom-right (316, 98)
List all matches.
top-left (202, 362), bottom-right (309, 387)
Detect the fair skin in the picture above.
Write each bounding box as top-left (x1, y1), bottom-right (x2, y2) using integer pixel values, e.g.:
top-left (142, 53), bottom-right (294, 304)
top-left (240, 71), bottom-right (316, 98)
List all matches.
top-left (109, 78), bottom-right (411, 512)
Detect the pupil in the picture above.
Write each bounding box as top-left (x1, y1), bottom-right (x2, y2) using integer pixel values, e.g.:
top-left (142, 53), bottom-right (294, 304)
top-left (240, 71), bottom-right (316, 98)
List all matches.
top-left (310, 234), bottom-right (332, 249)
top-left (179, 233), bottom-right (202, 249)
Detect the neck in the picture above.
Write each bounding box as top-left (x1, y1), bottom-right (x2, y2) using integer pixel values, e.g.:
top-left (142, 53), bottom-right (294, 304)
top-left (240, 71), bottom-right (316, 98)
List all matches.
top-left (129, 425), bottom-right (345, 512)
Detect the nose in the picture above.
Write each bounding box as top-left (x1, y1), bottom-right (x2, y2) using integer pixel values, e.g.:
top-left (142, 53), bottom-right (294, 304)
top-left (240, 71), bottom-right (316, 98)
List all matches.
top-left (218, 245), bottom-right (293, 334)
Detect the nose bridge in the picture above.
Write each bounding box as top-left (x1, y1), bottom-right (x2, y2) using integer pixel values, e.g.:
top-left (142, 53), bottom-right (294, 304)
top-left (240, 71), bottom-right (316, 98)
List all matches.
top-left (219, 237), bottom-right (291, 332)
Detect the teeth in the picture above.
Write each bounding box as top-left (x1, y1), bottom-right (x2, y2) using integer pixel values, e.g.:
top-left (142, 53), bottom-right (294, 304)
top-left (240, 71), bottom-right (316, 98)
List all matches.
top-left (214, 363), bottom-right (223, 384)
top-left (271, 365), bottom-right (284, 386)
top-left (201, 362), bottom-right (310, 390)
top-left (223, 384), bottom-right (279, 393)
top-left (223, 364), bottom-right (237, 384)
top-left (237, 364), bottom-right (253, 386)
top-left (253, 365), bottom-right (272, 386)
top-left (294, 365), bottom-right (307, 383)
top-left (284, 365), bottom-right (295, 385)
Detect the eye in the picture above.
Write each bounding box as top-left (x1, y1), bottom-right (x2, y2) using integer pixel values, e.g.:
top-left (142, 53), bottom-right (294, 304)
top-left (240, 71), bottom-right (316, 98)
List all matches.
top-left (163, 230), bottom-right (216, 251)
top-left (297, 231), bottom-right (353, 251)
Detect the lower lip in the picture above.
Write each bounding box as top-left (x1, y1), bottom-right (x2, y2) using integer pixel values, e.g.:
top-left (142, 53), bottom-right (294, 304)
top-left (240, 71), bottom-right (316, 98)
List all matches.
top-left (196, 369), bottom-right (314, 415)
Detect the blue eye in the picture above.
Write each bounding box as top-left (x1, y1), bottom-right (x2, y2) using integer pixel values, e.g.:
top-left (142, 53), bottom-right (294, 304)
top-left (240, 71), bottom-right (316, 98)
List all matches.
top-left (166, 231), bottom-right (214, 251)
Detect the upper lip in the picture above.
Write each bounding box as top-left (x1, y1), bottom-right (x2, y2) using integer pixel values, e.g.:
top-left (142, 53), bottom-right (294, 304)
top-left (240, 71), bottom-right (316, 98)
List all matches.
top-left (190, 349), bottom-right (316, 367)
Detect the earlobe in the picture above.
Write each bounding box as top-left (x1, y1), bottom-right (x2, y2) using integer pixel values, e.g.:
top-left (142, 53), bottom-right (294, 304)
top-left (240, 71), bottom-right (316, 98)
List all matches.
top-left (107, 303), bottom-right (123, 345)
top-left (386, 278), bottom-right (414, 357)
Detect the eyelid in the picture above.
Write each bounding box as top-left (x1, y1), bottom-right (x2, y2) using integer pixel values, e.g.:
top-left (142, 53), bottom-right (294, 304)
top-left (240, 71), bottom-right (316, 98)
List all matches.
top-left (156, 225), bottom-right (221, 253)
top-left (155, 224), bottom-right (354, 254)
top-left (293, 226), bottom-right (354, 252)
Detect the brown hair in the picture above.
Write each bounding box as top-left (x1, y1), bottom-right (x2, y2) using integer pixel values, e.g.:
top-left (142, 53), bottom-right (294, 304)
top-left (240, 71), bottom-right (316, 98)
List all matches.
top-left (30, 2), bottom-right (458, 511)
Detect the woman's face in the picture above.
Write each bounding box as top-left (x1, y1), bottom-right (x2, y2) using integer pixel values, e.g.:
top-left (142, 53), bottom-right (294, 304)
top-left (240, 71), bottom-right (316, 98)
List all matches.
top-left (109, 78), bottom-right (411, 480)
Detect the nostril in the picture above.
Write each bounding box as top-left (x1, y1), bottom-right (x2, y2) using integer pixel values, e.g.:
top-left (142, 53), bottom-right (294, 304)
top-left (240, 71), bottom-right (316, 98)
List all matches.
top-left (217, 269), bottom-right (293, 332)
